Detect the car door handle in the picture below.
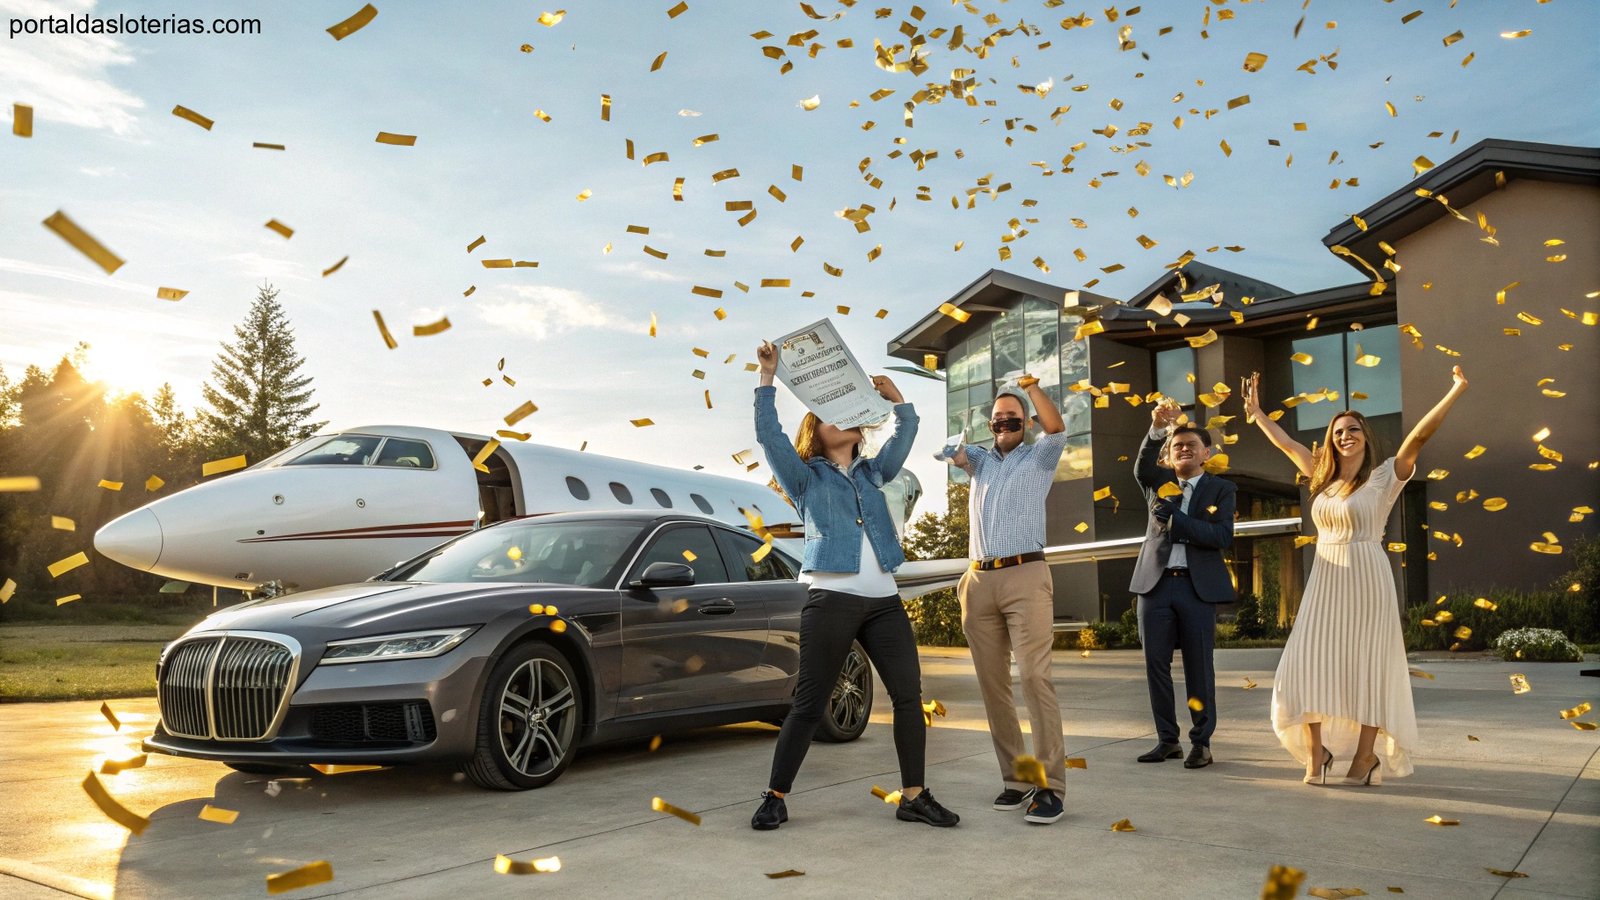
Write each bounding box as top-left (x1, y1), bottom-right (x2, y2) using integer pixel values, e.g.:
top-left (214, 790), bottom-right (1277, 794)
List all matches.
top-left (697, 600), bottom-right (736, 616)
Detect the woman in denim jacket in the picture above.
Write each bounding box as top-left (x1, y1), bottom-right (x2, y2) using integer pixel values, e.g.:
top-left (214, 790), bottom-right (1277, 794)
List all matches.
top-left (749, 340), bottom-right (959, 831)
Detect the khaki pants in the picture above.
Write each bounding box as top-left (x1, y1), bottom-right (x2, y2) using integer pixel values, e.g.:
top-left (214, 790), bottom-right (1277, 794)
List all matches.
top-left (958, 560), bottom-right (1066, 793)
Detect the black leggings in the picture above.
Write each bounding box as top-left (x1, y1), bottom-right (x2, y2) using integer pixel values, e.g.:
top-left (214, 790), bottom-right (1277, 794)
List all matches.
top-left (767, 589), bottom-right (926, 794)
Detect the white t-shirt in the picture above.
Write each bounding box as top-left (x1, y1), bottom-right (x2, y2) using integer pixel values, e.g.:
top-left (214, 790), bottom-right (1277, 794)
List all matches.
top-left (800, 531), bottom-right (898, 597)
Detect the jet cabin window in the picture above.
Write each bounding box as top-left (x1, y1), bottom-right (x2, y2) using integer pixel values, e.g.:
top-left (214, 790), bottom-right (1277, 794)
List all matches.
top-left (374, 438), bottom-right (435, 469)
top-left (283, 435), bottom-right (383, 466)
top-left (650, 488), bottom-right (673, 508)
top-left (690, 493), bottom-right (715, 515)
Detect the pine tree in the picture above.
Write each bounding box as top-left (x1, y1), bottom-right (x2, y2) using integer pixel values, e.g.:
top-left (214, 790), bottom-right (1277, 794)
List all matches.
top-left (198, 283), bottom-right (326, 465)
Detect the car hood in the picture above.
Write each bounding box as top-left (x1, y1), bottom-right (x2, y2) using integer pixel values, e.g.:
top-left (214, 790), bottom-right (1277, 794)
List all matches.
top-left (187, 581), bottom-right (597, 635)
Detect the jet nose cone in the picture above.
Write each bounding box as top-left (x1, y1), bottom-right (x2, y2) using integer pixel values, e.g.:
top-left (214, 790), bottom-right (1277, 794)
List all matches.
top-left (95, 507), bottom-right (163, 571)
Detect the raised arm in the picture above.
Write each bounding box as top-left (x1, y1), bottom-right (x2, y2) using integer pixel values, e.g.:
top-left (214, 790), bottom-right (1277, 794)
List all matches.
top-left (1019, 374), bottom-right (1065, 434)
top-left (868, 374), bottom-right (919, 481)
top-left (1394, 366), bottom-right (1468, 481)
top-left (754, 341), bottom-right (813, 499)
top-left (1243, 372), bottom-right (1316, 479)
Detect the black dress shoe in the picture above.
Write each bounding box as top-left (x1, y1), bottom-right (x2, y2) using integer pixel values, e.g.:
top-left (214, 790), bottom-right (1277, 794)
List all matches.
top-left (751, 791), bottom-right (788, 830)
top-left (1137, 742), bottom-right (1183, 763)
top-left (1184, 745), bottom-right (1213, 769)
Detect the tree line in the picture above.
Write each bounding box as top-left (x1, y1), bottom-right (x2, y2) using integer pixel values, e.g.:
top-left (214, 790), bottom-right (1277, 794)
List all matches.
top-left (0, 284), bottom-right (324, 602)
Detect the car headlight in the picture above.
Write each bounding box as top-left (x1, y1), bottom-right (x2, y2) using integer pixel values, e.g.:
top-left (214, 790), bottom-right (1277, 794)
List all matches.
top-left (319, 627), bottom-right (477, 665)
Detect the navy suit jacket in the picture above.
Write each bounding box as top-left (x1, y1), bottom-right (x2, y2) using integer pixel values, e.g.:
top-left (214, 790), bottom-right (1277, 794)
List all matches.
top-left (1127, 432), bottom-right (1238, 603)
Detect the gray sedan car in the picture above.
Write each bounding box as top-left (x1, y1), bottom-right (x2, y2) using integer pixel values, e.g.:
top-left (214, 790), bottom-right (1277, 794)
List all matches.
top-left (143, 511), bottom-right (874, 789)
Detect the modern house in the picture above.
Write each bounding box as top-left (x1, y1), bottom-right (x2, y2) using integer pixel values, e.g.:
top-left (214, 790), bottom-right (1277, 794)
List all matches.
top-left (888, 139), bottom-right (1599, 624)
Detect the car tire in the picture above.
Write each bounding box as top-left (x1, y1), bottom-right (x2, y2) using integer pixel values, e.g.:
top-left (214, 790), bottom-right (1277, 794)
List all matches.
top-left (814, 641), bottom-right (872, 743)
top-left (225, 762), bottom-right (314, 776)
top-left (463, 641), bottom-right (582, 790)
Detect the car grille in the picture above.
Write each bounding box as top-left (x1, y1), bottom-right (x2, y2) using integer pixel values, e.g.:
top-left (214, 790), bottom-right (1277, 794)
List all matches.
top-left (309, 702), bottom-right (437, 744)
top-left (159, 635), bottom-right (297, 741)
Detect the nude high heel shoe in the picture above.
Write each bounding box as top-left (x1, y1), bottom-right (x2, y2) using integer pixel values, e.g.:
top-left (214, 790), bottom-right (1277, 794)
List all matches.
top-left (1303, 747), bottom-right (1334, 785)
top-left (1340, 757), bottom-right (1382, 786)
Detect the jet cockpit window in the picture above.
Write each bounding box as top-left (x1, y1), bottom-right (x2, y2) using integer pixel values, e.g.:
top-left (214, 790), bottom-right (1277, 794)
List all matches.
top-left (282, 435), bottom-right (383, 466)
top-left (374, 438), bottom-right (436, 469)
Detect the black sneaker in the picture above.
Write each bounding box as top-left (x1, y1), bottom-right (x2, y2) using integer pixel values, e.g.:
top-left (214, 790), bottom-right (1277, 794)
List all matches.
top-left (1024, 789), bottom-right (1064, 824)
top-left (751, 791), bottom-right (787, 831)
top-left (897, 789), bottom-right (960, 827)
top-left (993, 787), bottom-right (1035, 811)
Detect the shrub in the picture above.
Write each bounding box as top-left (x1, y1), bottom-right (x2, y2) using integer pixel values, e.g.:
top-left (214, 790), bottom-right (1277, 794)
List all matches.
top-left (1550, 536), bottom-right (1599, 643)
top-left (1078, 620), bottom-right (1119, 650)
top-left (1214, 622), bottom-right (1238, 642)
top-left (1404, 588), bottom-right (1589, 652)
top-left (1493, 627), bottom-right (1583, 663)
top-left (907, 588), bottom-right (967, 647)
top-left (1231, 593), bottom-right (1282, 639)
top-left (1118, 605), bottom-right (1142, 647)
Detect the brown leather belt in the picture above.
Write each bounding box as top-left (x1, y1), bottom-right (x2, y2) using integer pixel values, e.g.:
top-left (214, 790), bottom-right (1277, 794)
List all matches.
top-left (973, 551), bottom-right (1045, 571)
top-left (1164, 567), bottom-right (1190, 578)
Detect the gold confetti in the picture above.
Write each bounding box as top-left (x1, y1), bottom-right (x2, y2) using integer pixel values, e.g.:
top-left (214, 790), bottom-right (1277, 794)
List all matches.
top-left (1574, 721), bottom-right (1598, 731)
top-left (537, 9), bottom-right (566, 26)
top-left (99, 754), bottom-right (147, 775)
top-left (681, 549), bottom-right (697, 562)
top-left (631, 418), bottom-right (655, 427)
top-left (870, 785), bottom-right (903, 804)
top-left (322, 256), bottom-right (349, 277)
top-left (0, 477), bottom-right (41, 492)
top-left (576, 189), bottom-right (593, 201)
top-left (202, 455), bottom-right (247, 477)
top-left (937, 302), bottom-right (971, 323)
top-left (265, 219), bottom-right (294, 239)
top-left (375, 131), bottom-right (416, 146)
top-left (199, 804), bottom-right (239, 825)
top-left (1226, 95), bottom-right (1250, 110)
top-left (309, 764), bottom-right (384, 775)
top-left (412, 317), bottom-right (451, 337)
top-left (666, 1), bottom-right (688, 17)
top-left (1242, 52), bottom-right (1268, 72)
top-left (1500, 29), bottom-right (1531, 39)
top-left (1156, 482), bottom-right (1183, 499)
top-left (41, 211), bottom-right (124, 274)
top-left (1012, 754), bottom-right (1049, 789)
top-left (494, 854), bottom-right (561, 874)
top-left (1262, 865), bottom-right (1306, 900)
top-left (13, 102), bottom-right (33, 137)
top-left (82, 771), bottom-right (149, 835)
top-left (1308, 890), bottom-right (1368, 899)
top-left (372, 310), bottom-right (397, 349)
top-left (253, 142), bottom-right (285, 151)
top-left (1243, 677), bottom-right (1258, 690)
top-left (651, 51), bottom-right (668, 71)
top-left (1510, 673), bottom-right (1531, 694)
top-left (503, 400), bottom-right (538, 427)
top-left (0, 579), bottom-right (15, 603)
top-left (470, 439), bottom-right (500, 475)
top-left (1424, 815), bottom-right (1459, 826)
top-left (100, 701), bottom-right (120, 730)
top-left (327, 4), bottom-right (377, 40)
top-left (1110, 818), bottom-right (1137, 832)
top-left (47, 551), bottom-right (89, 578)
top-left (51, 515), bottom-right (74, 531)
top-left (533, 109), bottom-right (551, 123)
top-left (171, 104), bottom-right (214, 130)
top-left (1558, 701), bottom-right (1591, 720)
top-left (648, 735), bottom-right (664, 751)
top-left (1485, 869), bottom-right (1527, 879)
top-left (1474, 598), bottom-right (1498, 611)
top-left (651, 796), bottom-right (701, 825)
top-left (55, 594), bottom-right (82, 606)
top-left (1187, 697), bottom-right (1204, 712)
top-left (267, 861), bottom-right (334, 894)
top-left (97, 479), bottom-right (122, 491)
top-left (766, 870), bottom-right (805, 879)
top-left (1408, 668), bottom-right (1435, 680)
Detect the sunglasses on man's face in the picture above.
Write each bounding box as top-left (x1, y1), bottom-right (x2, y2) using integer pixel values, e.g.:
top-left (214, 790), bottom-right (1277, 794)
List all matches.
top-left (989, 416), bottom-right (1025, 433)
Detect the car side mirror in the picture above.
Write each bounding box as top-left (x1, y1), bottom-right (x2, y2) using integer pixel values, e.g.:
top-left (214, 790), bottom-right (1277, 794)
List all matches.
top-left (630, 561), bottom-right (696, 589)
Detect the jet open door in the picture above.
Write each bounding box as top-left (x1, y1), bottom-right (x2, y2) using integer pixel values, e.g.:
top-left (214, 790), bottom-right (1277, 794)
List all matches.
top-left (454, 436), bottom-right (524, 527)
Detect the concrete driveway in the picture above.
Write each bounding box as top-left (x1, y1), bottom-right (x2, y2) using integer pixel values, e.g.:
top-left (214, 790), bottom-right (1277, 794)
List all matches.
top-left (1, 648), bottom-right (1595, 899)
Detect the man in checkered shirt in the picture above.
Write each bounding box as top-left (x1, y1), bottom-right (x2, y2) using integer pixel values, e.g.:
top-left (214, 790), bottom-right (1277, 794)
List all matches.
top-left (936, 375), bottom-right (1069, 825)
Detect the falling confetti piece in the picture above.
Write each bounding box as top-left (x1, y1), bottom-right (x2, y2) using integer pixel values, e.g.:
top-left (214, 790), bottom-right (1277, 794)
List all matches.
top-left (198, 804), bottom-right (239, 824)
top-left (537, 10), bottom-right (566, 26)
top-left (0, 579), bottom-right (14, 603)
top-left (100, 701), bottom-right (120, 730)
top-left (666, 1), bottom-right (688, 18)
top-left (1510, 673), bottom-right (1531, 694)
top-left (202, 455), bottom-right (247, 477)
top-left (265, 219), bottom-right (294, 239)
top-left (48, 552), bottom-right (89, 578)
top-left (171, 104), bottom-right (214, 130)
top-left (1012, 755), bottom-right (1049, 788)
top-left (13, 102), bottom-right (33, 137)
top-left (375, 132), bottom-right (416, 146)
top-left (1558, 701), bottom-right (1591, 720)
top-left (413, 317), bottom-right (451, 337)
top-left (1065, 757), bottom-right (1088, 769)
top-left (99, 754), bottom-right (147, 775)
top-left (494, 854), bottom-right (561, 874)
top-left (503, 401), bottom-right (538, 427)
top-left (41, 211), bottom-right (124, 274)
top-left (1261, 866), bottom-right (1306, 900)
top-left (55, 594), bottom-right (82, 606)
top-left (321, 256), bottom-right (348, 277)
top-left (631, 418), bottom-right (655, 427)
top-left (0, 477), bottom-right (41, 492)
top-left (1424, 815), bottom-right (1459, 826)
top-left (267, 861), bottom-right (334, 894)
top-left (310, 764), bottom-right (384, 775)
top-left (1408, 668), bottom-right (1435, 680)
top-left (1187, 698), bottom-right (1204, 712)
top-left (82, 771), bottom-right (149, 835)
top-left (372, 310), bottom-right (398, 349)
top-left (326, 4), bottom-right (377, 40)
top-left (51, 515), bottom-right (74, 531)
top-left (870, 785), bottom-right (903, 805)
top-left (651, 796), bottom-right (701, 825)
top-left (1243, 677), bottom-right (1258, 690)
top-left (97, 480), bottom-right (122, 491)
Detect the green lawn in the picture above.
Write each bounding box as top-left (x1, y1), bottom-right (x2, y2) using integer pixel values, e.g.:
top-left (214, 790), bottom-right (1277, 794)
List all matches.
top-left (0, 625), bottom-right (178, 702)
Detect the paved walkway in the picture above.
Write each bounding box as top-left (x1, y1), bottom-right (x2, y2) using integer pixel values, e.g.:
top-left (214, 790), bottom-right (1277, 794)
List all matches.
top-left (0, 648), bottom-right (1594, 899)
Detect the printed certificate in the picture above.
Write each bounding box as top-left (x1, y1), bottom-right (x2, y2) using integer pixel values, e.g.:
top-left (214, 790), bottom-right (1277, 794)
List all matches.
top-left (774, 318), bottom-right (893, 429)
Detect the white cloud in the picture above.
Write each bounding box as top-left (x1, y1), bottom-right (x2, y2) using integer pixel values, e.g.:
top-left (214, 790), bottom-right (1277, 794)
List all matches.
top-left (601, 260), bottom-right (689, 283)
top-left (476, 286), bottom-right (633, 340)
top-left (0, 254), bottom-right (152, 295)
top-left (218, 251), bottom-right (309, 282)
top-left (0, 0), bottom-right (144, 136)
top-left (77, 165), bottom-right (116, 177)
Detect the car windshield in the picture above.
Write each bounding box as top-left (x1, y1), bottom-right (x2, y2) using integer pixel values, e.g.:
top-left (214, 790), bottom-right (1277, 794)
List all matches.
top-left (385, 521), bottom-right (640, 587)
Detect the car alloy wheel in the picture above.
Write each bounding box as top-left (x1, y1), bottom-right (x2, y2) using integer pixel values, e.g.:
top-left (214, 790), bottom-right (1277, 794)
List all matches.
top-left (464, 641), bottom-right (582, 789)
top-left (815, 641), bottom-right (872, 743)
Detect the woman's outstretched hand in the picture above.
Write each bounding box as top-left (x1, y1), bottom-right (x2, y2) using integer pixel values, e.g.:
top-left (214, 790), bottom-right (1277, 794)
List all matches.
top-left (1242, 372), bottom-right (1264, 421)
top-left (1450, 365), bottom-right (1468, 391)
top-left (757, 341), bottom-right (779, 376)
top-left (872, 374), bottom-right (904, 404)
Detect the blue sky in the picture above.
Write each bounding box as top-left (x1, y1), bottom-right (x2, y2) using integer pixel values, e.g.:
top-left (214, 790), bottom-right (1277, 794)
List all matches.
top-left (3, 0), bottom-right (1597, 515)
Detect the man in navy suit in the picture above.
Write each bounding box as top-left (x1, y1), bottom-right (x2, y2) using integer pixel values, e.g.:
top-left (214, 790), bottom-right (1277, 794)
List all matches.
top-left (1128, 400), bottom-right (1237, 769)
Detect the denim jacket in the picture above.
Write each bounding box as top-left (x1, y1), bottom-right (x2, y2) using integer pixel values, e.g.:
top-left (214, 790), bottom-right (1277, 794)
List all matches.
top-left (753, 385), bottom-right (918, 574)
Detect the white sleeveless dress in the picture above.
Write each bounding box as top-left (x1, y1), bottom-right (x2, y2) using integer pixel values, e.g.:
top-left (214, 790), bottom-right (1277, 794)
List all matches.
top-left (1271, 457), bottom-right (1419, 777)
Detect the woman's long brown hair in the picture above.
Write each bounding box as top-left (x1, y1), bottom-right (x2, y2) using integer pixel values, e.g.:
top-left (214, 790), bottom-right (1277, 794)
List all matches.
top-left (793, 412), bottom-right (860, 462)
top-left (1306, 410), bottom-right (1383, 498)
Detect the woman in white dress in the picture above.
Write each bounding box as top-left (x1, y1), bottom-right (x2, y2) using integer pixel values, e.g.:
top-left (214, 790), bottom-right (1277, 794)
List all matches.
top-left (1243, 366), bottom-right (1468, 786)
